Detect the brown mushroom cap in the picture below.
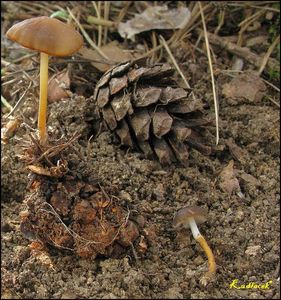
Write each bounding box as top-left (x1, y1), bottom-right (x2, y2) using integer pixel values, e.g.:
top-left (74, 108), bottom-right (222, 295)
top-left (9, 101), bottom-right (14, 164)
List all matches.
top-left (172, 206), bottom-right (208, 229)
top-left (6, 16), bottom-right (83, 57)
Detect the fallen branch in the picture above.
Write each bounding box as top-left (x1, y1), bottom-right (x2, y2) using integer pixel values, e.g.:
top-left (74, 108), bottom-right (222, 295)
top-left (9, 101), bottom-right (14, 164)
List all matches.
top-left (198, 30), bottom-right (280, 74)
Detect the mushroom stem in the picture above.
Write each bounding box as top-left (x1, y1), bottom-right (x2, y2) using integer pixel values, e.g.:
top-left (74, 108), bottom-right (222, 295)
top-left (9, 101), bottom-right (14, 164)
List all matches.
top-left (188, 217), bottom-right (216, 275)
top-left (196, 235), bottom-right (216, 274)
top-left (38, 52), bottom-right (49, 144)
top-left (188, 217), bottom-right (201, 239)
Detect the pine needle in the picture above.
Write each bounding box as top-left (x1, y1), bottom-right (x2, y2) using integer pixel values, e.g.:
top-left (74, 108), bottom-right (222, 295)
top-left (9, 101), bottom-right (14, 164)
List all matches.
top-left (159, 35), bottom-right (193, 93)
top-left (103, 1), bottom-right (111, 45)
top-left (67, 7), bottom-right (108, 60)
top-left (199, 2), bottom-right (219, 145)
top-left (258, 35), bottom-right (280, 75)
top-left (1, 95), bottom-right (13, 111)
top-left (92, 1), bottom-right (102, 47)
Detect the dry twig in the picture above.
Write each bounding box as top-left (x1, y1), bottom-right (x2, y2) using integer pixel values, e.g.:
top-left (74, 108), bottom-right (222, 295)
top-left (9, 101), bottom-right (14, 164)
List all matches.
top-left (202, 30), bottom-right (280, 74)
top-left (32, 132), bottom-right (81, 164)
top-left (5, 81), bottom-right (32, 118)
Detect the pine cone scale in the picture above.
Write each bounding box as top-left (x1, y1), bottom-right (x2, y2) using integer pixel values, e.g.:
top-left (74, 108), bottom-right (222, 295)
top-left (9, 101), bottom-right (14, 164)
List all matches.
top-left (97, 86), bottom-right (110, 108)
top-left (133, 87), bottom-right (162, 107)
top-left (168, 136), bottom-right (189, 165)
top-left (111, 94), bottom-right (133, 121)
top-left (109, 75), bottom-right (128, 95)
top-left (129, 109), bottom-right (151, 141)
top-left (160, 87), bottom-right (188, 104)
top-left (128, 67), bottom-right (148, 82)
top-left (102, 106), bottom-right (117, 130)
top-left (110, 61), bottom-right (131, 77)
top-left (152, 109), bottom-right (173, 138)
top-left (152, 137), bottom-right (176, 165)
top-left (116, 120), bottom-right (133, 147)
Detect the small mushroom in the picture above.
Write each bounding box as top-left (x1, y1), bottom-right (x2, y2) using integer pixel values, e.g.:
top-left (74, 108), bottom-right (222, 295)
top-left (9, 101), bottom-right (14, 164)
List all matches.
top-left (173, 206), bottom-right (216, 285)
top-left (6, 16), bottom-right (83, 144)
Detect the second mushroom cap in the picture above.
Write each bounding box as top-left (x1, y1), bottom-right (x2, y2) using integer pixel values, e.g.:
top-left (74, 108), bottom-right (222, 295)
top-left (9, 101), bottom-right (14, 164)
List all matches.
top-left (172, 206), bottom-right (208, 229)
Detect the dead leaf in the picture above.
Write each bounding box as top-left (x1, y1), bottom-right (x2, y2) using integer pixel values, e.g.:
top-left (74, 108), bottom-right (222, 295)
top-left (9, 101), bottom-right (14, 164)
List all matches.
top-left (245, 245), bottom-right (261, 256)
top-left (226, 138), bottom-right (249, 164)
top-left (238, 172), bottom-right (261, 187)
top-left (137, 235), bottom-right (148, 254)
top-left (48, 70), bottom-right (71, 103)
top-left (118, 5), bottom-right (191, 40)
top-left (1, 117), bottom-right (21, 144)
top-left (27, 165), bottom-right (52, 177)
top-left (29, 241), bottom-right (45, 251)
top-left (222, 71), bottom-right (267, 104)
top-left (27, 159), bottom-right (68, 178)
top-left (78, 42), bottom-right (135, 72)
top-left (218, 160), bottom-right (241, 195)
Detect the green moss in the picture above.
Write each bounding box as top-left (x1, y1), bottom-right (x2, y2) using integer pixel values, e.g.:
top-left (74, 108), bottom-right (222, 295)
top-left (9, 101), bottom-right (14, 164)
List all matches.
top-left (268, 5), bottom-right (280, 61)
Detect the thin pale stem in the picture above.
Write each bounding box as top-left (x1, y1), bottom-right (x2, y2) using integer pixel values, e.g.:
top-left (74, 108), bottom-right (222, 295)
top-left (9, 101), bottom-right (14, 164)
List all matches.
top-left (38, 52), bottom-right (49, 144)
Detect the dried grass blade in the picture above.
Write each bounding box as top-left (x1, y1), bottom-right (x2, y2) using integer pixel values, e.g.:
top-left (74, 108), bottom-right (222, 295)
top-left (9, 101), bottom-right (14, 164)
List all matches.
top-left (258, 35), bottom-right (280, 75)
top-left (199, 2), bottom-right (219, 145)
top-left (159, 35), bottom-right (191, 91)
top-left (67, 7), bottom-right (108, 60)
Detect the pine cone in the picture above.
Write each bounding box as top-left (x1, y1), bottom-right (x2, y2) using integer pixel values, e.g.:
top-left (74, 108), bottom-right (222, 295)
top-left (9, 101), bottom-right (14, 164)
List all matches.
top-left (93, 61), bottom-right (213, 165)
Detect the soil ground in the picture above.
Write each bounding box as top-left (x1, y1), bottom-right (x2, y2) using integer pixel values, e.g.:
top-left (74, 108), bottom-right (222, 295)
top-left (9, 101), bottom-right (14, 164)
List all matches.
top-left (1, 1), bottom-right (280, 299)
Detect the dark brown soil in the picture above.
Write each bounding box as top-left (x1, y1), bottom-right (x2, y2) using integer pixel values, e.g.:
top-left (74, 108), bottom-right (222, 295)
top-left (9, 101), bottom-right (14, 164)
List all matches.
top-left (2, 86), bottom-right (280, 298)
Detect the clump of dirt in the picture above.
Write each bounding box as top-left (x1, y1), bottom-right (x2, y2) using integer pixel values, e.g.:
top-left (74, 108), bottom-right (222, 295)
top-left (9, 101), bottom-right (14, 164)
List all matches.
top-left (1, 127), bottom-right (29, 202)
top-left (20, 174), bottom-right (147, 259)
top-left (10, 99), bottom-right (149, 260)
